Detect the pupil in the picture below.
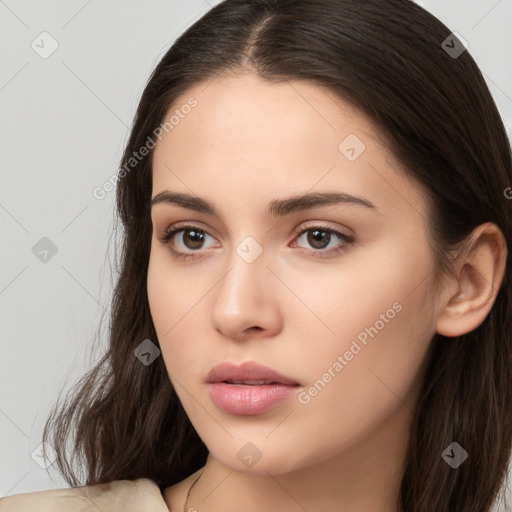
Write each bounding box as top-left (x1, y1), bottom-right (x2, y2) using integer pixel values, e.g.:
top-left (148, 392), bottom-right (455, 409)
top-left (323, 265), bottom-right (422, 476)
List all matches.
top-left (308, 229), bottom-right (330, 249)
top-left (185, 229), bottom-right (204, 249)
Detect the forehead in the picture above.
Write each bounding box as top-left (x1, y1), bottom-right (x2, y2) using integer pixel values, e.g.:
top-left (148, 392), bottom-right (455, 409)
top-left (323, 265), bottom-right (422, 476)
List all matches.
top-left (151, 73), bottom-right (429, 222)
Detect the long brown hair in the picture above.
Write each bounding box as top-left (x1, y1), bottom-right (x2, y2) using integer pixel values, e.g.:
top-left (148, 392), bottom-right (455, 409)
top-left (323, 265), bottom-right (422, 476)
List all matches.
top-left (43, 1), bottom-right (512, 510)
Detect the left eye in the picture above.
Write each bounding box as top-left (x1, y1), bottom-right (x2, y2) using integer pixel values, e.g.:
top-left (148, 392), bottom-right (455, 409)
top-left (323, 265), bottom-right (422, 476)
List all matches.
top-left (158, 224), bottom-right (354, 260)
top-left (292, 227), bottom-right (354, 255)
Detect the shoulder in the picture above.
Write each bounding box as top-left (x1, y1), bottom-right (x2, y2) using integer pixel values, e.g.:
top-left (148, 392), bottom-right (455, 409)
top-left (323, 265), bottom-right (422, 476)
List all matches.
top-left (0, 478), bottom-right (169, 512)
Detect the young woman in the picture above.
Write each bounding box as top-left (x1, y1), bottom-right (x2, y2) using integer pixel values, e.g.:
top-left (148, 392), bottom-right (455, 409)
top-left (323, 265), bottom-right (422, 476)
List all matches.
top-left (2, 0), bottom-right (511, 511)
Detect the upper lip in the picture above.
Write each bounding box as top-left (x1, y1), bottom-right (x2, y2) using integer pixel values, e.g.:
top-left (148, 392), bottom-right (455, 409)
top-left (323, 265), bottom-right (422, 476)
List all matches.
top-left (206, 361), bottom-right (299, 385)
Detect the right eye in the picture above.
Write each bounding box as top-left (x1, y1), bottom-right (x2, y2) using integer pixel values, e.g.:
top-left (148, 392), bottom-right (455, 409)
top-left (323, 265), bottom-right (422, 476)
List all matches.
top-left (157, 223), bottom-right (219, 260)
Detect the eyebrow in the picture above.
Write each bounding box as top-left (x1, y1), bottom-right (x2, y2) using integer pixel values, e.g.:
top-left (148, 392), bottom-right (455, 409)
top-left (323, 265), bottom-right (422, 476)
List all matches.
top-left (150, 191), bottom-right (379, 217)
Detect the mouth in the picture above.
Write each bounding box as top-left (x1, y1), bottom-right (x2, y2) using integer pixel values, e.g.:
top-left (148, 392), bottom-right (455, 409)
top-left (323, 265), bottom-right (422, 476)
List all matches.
top-left (206, 361), bottom-right (301, 415)
top-left (206, 360), bottom-right (300, 386)
top-left (222, 379), bottom-right (282, 385)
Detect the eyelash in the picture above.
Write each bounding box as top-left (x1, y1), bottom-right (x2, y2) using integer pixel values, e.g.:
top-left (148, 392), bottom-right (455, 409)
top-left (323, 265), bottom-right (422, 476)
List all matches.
top-left (157, 222), bottom-right (355, 261)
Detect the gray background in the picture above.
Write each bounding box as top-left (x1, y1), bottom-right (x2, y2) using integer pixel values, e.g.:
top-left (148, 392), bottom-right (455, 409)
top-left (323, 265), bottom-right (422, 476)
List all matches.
top-left (1, 0), bottom-right (511, 507)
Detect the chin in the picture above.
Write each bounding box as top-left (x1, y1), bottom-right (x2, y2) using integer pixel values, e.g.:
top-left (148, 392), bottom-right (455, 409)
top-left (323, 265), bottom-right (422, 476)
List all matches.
top-left (203, 435), bottom-right (324, 476)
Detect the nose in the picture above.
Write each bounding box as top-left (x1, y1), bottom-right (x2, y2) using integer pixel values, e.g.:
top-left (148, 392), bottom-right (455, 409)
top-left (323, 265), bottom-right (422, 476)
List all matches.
top-left (209, 250), bottom-right (283, 342)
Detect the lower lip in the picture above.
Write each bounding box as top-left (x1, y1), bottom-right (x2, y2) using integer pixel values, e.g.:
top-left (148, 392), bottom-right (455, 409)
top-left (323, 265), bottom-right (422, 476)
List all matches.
top-left (208, 382), bottom-right (299, 415)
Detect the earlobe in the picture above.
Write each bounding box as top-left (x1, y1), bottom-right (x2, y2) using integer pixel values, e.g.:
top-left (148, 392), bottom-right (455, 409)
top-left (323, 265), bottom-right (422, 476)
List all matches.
top-left (435, 222), bottom-right (508, 338)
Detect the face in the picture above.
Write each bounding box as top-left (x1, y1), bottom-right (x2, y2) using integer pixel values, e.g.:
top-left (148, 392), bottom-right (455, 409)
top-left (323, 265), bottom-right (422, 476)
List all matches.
top-left (148, 73), bottom-right (441, 475)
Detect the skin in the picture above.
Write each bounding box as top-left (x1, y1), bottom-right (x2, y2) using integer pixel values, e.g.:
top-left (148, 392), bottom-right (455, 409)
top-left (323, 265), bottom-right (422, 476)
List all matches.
top-left (146, 73), bottom-right (507, 512)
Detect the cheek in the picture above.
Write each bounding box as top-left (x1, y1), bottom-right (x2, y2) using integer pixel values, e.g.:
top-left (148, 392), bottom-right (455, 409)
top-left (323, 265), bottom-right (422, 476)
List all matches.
top-left (298, 263), bottom-right (434, 421)
top-left (278, 284), bottom-right (435, 474)
top-left (289, 237), bottom-right (436, 412)
top-left (148, 244), bottom-right (196, 332)
top-left (279, 233), bottom-right (434, 355)
top-left (147, 248), bottom-right (212, 375)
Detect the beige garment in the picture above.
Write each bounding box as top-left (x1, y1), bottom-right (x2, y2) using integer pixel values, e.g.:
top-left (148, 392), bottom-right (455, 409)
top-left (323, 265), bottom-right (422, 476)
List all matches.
top-left (0, 478), bottom-right (171, 512)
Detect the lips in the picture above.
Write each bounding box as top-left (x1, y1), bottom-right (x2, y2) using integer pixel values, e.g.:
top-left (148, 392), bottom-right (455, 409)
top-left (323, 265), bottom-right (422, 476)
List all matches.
top-left (206, 361), bottom-right (300, 415)
top-left (206, 360), bottom-right (299, 386)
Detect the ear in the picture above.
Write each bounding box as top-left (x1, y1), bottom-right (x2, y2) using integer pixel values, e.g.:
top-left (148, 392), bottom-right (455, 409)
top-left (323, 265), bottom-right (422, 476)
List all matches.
top-left (436, 222), bottom-right (508, 337)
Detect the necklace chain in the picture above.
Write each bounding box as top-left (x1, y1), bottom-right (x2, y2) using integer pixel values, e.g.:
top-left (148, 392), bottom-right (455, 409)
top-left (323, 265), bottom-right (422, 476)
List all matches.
top-left (182, 471), bottom-right (203, 512)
